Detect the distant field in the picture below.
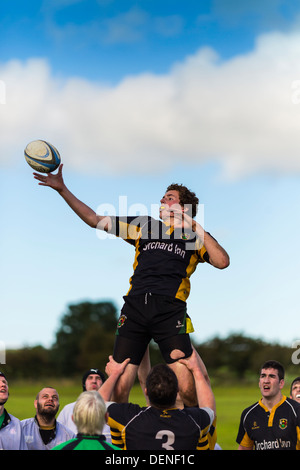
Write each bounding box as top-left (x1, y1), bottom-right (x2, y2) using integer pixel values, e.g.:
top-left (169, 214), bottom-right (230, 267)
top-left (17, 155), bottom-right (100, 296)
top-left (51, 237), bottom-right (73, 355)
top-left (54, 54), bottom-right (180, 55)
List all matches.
top-left (5, 380), bottom-right (292, 451)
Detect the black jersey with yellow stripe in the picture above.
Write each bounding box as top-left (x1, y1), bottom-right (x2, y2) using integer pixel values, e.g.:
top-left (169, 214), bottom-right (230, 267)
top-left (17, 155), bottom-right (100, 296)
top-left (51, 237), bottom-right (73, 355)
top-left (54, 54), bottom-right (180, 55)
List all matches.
top-left (109, 216), bottom-right (209, 302)
top-left (107, 402), bottom-right (213, 450)
top-left (236, 396), bottom-right (300, 450)
top-left (197, 417), bottom-right (218, 450)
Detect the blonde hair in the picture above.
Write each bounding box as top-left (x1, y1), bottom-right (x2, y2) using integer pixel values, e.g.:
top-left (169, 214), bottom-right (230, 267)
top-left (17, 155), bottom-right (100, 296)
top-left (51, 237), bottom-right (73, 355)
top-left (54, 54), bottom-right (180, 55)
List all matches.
top-left (73, 391), bottom-right (106, 435)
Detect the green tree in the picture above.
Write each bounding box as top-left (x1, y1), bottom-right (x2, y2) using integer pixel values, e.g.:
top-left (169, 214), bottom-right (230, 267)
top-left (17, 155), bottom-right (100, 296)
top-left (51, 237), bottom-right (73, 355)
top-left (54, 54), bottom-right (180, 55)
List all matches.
top-left (52, 300), bottom-right (118, 374)
top-left (4, 345), bottom-right (55, 379)
top-left (196, 332), bottom-right (297, 381)
top-left (77, 323), bottom-right (116, 372)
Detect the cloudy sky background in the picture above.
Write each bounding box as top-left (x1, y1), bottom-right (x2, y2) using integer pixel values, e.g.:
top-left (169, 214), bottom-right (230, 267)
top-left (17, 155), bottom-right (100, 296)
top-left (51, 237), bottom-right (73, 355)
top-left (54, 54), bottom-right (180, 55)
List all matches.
top-left (1, 1), bottom-right (300, 351)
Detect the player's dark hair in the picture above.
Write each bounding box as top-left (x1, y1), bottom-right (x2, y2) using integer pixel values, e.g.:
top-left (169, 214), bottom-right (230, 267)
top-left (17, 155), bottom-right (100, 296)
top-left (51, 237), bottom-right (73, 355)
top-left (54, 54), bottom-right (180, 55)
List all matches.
top-left (290, 376), bottom-right (300, 395)
top-left (146, 364), bottom-right (178, 409)
top-left (260, 360), bottom-right (285, 381)
top-left (166, 183), bottom-right (199, 218)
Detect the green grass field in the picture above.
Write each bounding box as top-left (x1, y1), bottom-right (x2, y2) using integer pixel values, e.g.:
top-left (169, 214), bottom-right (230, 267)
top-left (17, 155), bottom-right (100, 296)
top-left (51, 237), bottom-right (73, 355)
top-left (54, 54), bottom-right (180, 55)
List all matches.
top-left (5, 380), bottom-right (292, 450)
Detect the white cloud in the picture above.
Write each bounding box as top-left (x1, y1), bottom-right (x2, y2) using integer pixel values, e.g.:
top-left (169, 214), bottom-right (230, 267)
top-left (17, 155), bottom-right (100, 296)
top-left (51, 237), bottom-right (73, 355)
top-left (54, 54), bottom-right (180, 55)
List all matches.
top-left (1, 30), bottom-right (300, 178)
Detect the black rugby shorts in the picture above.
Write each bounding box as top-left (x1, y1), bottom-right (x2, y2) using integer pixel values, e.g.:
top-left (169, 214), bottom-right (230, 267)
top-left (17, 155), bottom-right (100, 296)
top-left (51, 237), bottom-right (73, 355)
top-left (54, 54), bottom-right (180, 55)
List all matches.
top-left (113, 293), bottom-right (194, 365)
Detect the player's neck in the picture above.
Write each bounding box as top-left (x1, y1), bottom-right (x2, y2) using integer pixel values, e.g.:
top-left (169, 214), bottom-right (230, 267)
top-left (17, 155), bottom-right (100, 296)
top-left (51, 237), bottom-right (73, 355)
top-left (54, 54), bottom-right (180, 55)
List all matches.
top-left (261, 392), bottom-right (283, 411)
top-left (36, 414), bottom-right (56, 428)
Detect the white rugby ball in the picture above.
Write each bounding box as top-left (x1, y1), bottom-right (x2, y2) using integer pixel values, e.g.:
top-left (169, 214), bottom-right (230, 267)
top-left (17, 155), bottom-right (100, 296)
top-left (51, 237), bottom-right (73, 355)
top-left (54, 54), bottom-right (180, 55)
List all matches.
top-left (24, 140), bottom-right (61, 173)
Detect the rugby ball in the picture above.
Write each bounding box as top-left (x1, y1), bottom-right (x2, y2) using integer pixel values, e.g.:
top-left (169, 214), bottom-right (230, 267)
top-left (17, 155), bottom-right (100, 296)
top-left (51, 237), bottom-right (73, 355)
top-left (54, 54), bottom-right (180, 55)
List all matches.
top-left (24, 140), bottom-right (61, 173)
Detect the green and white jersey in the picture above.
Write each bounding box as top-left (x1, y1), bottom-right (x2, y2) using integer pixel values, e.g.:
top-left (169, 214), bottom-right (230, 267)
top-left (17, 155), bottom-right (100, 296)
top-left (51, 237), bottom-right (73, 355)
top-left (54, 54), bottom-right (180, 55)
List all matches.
top-left (0, 410), bottom-right (28, 450)
top-left (52, 434), bottom-right (120, 450)
top-left (21, 417), bottom-right (75, 450)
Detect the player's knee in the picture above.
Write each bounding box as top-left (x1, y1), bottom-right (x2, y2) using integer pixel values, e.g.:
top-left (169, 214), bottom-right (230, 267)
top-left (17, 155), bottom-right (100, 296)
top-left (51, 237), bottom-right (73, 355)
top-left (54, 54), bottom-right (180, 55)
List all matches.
top-left (170, 349), bottom-right (186, 361)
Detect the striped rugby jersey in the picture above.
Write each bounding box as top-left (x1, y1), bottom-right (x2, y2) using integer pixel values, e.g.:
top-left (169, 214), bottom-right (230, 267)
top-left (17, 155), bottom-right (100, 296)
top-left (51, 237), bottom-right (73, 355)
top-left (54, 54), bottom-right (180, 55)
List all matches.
top-left (107, 402), bottom-right (213, 450)
top-left (236, 396), bottom-right (300, 450)
top-left (109, 216), bottom-right (210, 302)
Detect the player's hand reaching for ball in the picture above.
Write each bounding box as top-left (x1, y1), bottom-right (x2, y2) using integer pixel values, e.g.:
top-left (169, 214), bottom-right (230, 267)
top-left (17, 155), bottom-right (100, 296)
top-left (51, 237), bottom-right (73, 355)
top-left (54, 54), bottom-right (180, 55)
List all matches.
top-left (33, 164), bottom-right (65, 193)
top-left (33, 163), bottom-right (105, 229)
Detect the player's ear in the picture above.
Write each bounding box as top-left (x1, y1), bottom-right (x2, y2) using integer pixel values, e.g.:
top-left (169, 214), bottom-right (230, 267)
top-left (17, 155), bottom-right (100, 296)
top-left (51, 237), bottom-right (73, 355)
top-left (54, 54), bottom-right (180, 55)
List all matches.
top-left (181, 203), bottom-right (192, 215)
top-left (279, 379), bottom-right (285, 390)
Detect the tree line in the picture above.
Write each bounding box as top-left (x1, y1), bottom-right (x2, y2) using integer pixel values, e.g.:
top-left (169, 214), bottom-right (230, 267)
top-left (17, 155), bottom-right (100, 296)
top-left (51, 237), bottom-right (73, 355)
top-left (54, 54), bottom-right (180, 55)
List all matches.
top-left (2, 300), bottom-right (299, 381)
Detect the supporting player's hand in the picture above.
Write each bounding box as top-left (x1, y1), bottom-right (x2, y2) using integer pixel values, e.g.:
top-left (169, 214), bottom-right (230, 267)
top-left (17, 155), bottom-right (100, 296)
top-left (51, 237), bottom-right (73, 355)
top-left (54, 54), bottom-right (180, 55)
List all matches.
top-left (33, 163), bottom-right (65, 193)
top-left (179, 347), bottom-right (210, 384)
top-left (99, 357), bottom-right (131, 402)
top-left (178, 348), bottom-right (199, 372)
top-left (105, 355), bottom-right (131, 378)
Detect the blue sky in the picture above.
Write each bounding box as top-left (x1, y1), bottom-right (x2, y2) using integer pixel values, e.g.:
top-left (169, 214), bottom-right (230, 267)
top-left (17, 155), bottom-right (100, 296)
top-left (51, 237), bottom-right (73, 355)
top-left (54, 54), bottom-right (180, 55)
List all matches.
top-left (1, 1), bottom-right (300, 352)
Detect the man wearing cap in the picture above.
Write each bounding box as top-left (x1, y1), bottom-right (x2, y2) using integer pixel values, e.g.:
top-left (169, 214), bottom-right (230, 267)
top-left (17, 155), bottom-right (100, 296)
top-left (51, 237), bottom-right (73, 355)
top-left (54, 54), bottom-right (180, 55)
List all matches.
top-left (82, 368), bottom-right (106, 392)
top-left (0, 371), bottom-right (27, 450)
top-left (57, 368), bottom-right (112, 442)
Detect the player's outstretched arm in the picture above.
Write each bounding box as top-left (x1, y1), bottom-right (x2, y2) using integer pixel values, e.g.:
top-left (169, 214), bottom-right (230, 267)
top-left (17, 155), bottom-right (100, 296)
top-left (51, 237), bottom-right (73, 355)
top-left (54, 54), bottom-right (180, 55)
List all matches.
top-left (33, 164), bottom-right (111, 231)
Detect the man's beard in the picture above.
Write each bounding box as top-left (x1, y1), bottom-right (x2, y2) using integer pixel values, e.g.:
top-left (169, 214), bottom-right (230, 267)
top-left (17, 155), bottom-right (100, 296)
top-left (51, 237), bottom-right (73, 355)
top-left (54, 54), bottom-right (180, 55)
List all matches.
top-left (36, 403), bottom-right (58, 420)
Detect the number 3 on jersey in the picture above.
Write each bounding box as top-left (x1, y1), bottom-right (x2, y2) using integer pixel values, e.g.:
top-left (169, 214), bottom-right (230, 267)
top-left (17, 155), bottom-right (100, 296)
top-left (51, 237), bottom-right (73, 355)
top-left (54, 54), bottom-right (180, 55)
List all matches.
top-left (155, 430), bottom-right (175, 449)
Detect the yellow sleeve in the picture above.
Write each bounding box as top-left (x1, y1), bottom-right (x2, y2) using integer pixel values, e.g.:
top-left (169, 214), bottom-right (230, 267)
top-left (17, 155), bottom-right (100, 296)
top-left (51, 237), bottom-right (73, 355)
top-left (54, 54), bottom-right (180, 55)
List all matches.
top-left (239, 431), bottom-right (254, 449)
top-left (296, 426), bottom-right (300, 450)
top-left (107, 416), bottom-right (125, 450)
top-left (118, 220), bottom-right (142, 241)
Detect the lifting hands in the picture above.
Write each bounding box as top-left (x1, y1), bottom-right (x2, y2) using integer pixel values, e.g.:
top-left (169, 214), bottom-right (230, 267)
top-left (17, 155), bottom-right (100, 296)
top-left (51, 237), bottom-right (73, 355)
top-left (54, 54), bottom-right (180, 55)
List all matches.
top-left (99, 356), bottom-right (131, 402)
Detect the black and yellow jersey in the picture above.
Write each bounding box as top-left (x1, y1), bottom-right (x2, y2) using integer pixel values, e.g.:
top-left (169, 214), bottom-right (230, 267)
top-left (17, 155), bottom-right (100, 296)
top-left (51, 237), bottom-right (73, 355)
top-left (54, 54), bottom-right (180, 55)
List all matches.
top-left (197, 417), bottom-right (218, 450)
top-left (107, 402), bottom-right (213, 450)
top-left (236, 396), bottom-right (300, 450)
top-left (109, 216), bottom-right (209, 302)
